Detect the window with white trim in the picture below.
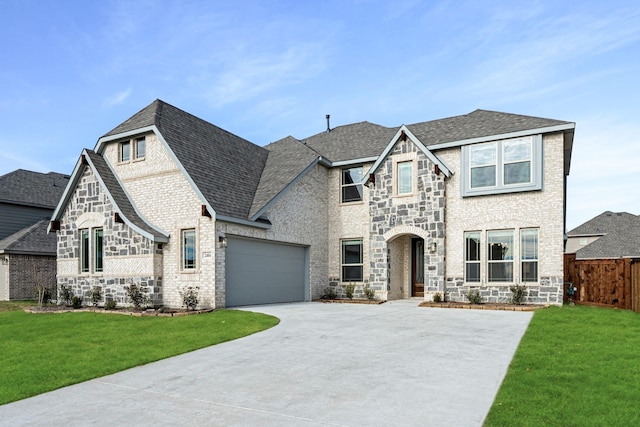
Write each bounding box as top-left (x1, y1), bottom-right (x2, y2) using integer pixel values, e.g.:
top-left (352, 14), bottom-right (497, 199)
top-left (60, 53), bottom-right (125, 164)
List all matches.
top-left (487, 230), bottom-right (513, 282)
top-left (341, 239), bottom-right (363, 281)
top-left (134, 136), bottom-right (146, 160)
top-left (397, 161), bottom-right (413, 195)
top-left (461, 135), bottom-right (542, 197)
top-left (464, 231), bottom-right (481, 282)
top-left (119, 141), bottom-right (130, 162)
top-left (521, 229), bottom-right (539, 282)
top-left (341, 166), bottom-right (363, 203)
top-left (119, 136), bottom-right (146, 163)
top-left (79, 227), bottom-right (103, 273)
top-left (181, 229), bottom-right (196, 270)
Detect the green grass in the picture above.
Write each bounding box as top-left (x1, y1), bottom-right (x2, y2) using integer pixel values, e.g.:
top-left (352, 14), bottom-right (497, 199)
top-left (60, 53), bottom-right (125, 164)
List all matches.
top-left (485, 305), bottom-right (640, 426)
top-left (0, 308), bottom-right (279, 404)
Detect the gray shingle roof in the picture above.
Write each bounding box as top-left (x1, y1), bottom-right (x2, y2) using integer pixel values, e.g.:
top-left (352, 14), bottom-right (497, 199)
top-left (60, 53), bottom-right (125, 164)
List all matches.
top-left (84, 150), bottom-right (168, 241)
top-left (250, 136), bottom-right (321, 218)
top-left (0, 169), bottom-right (69, 208)
top-left (568, 211), bottom-right (640, 259)
top-left (0, 219), bottom-right (56, 255)
top-left (103, 99), bottom-right (269, 219)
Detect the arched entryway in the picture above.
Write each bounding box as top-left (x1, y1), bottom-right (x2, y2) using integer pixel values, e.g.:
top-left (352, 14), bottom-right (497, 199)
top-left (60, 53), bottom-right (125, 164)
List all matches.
top-left (384, 226), bottom-right (431, 300)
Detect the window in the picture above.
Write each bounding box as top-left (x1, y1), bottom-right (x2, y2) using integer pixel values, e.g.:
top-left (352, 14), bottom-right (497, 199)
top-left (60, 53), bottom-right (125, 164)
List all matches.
top-left (120, 141), bottom-right (131, 162)
top-left (341, 166), bottom-right (363, 203)
top-left (135, 136), bottom-right (146, 159)
top-left (342, 239), bottom-right (363, 281)
top-left (80, 229), bottom-right (90, 273)
top-left (462, 135), bottom-right (542, 197)
top-left (181, 229), bottom-right (196, 270)
top-left (397, 161), bottom-right (413, 195)
top-left (487, 230), bottom-right (513, 282)
top-left (94, 228), bottom-right (103, 272)
top-left (521, 229), bottom-right (539, 282)
top-left (80, 228), bottom-right (103, 273)
top-left (464, 232), bottom-right (481, 282)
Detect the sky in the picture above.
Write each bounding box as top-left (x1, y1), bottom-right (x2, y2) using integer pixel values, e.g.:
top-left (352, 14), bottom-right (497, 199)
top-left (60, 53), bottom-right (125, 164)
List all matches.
top-left (0, 0), bottom-right (639, 231)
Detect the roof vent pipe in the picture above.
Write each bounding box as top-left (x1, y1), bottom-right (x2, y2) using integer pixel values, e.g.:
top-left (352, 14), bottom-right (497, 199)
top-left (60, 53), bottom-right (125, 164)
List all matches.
top-left (326, 114), bottom-right (331, 132)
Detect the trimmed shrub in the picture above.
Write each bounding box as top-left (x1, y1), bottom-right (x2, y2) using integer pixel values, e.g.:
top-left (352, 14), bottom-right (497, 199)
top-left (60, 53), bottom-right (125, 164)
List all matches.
top-left (510, 284), bottom-right (528, 305)
top-left (345, 283), bottom-right (356, 300)
top-left (466, 289), bottom-right (482, 304)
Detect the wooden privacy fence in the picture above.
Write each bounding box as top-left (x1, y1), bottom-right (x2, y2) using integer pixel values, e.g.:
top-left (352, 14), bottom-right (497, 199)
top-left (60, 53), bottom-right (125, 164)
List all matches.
top-left (564, 254), bottom-right (640, 312)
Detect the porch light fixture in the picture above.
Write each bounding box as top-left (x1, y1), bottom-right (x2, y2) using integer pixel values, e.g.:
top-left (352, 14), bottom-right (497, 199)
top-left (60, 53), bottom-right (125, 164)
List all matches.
top-left (218, 236), bottom-right (227, 248)
top-left (428, 242), bottom-right (437, 253)
top-left (2, 256), bottom-right (8, 265)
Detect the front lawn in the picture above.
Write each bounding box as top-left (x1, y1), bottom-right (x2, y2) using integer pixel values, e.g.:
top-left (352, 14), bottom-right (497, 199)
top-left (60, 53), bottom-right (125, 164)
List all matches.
top-left (0, 308), bottom-right (279, 404)
top-left (485, 304), bottom-right (640, 426)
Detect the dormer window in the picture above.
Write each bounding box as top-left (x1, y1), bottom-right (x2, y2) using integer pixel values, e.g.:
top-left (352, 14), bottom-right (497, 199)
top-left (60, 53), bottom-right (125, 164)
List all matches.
top-left (120, 141), bottom-right (130, 162)
top-left (119, 136), bottom-right (146, 163)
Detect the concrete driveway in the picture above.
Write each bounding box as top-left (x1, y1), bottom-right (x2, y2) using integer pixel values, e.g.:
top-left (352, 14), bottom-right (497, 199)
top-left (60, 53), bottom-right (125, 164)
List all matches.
top-left (0, 300), bottom-right (532, 426)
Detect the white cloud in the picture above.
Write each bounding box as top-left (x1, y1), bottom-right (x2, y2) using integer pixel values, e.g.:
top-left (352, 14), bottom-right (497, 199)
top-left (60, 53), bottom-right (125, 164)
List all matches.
top-left (104, 87), bottom-right (132, 107)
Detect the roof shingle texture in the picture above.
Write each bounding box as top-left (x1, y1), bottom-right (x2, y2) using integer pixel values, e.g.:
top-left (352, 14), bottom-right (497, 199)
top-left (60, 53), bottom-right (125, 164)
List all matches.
top-left (0, 169), bottom-right (69, 208)
top-left (568, 211), bottom-right (640, 259)
top-left (104, 100), bottom-right (268, 219)
top-left (0, 219), bottom-right (56, 255)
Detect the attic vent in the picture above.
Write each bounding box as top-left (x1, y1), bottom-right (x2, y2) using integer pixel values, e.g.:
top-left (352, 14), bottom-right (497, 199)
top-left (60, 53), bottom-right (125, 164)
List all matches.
top-left (326, 114), bottom-right (331, 132)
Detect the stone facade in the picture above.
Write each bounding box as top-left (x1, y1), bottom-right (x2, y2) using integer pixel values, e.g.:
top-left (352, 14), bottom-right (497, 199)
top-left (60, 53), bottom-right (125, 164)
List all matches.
top-left (56, 167), bottom-right (162, 307)
top-left (368, 138), bottom-right (447, 300)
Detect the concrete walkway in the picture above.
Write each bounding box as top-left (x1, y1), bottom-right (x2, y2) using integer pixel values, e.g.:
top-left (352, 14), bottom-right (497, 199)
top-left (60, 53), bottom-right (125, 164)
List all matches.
top-left (0, 300), bottom-right (533, 426)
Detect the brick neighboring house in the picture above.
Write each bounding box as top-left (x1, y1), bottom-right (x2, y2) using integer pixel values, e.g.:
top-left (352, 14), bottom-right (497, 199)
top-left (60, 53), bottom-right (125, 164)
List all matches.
top-left (565, 211), bottom-right (640, 258)
top-left (49, 99), bottom-right (575, 308)
top-left (0, 170), bottom-right (70, 300)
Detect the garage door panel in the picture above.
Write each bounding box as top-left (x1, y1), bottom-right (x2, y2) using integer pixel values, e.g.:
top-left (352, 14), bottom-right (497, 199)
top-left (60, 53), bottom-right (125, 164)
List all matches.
top-left (225, 237), bottom-right (307, 307)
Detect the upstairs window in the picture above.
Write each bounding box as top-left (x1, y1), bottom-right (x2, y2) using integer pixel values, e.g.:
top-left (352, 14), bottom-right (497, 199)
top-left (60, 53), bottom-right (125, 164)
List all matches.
top-left (341, 166), bottom-right (363, 203)
top-left (342, 239), bottom-right (363, 281)
top-left (462, 135), bottom-right (542, 197)
top-left (120, 141), bottom-right (131, 162)
top-left (135, 136), bottom-right (146, 159)
top-left (397, 161), bottom-right (413, 195)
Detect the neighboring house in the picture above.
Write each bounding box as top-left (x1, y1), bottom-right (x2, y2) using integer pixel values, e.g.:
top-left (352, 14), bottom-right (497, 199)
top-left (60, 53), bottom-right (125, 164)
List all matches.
top-left (0, 169), bottom-right (69, 300)
top-left (49, 100), bottom-right (575, 308)
top-left (566, 211), bottom-right (640, 259)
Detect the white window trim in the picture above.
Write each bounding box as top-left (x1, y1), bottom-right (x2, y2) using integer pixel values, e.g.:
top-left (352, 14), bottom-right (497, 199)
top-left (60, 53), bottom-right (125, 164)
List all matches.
top-left (461, 135), bottom-right (543, 197)
top-left (520, 228), bottom-right (539, 283)
top-left (180, 228), bottom-right (198, 272)
top-left (119, 136), bottom-right (146, 164)
top-left (464, 231), bottom-right (481, 283)
top-left (79, 227), bottom-right (103, 274)
top-left (392, 153), bottom-right (417, 197)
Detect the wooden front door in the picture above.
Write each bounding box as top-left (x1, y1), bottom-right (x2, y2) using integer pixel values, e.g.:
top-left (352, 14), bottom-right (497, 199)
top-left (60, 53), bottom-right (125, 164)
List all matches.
top-left (412, 238), bottom-right (425, 297)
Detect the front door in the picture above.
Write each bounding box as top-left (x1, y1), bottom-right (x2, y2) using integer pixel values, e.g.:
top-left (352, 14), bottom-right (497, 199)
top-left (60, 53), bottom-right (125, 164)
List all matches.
top-left (411, 238), bottom-right (424, 297)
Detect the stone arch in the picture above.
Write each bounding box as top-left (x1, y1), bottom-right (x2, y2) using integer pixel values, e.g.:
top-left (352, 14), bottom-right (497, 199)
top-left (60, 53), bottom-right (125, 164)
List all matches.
top-left (75, 212), bottom-right (105, 229)
top-left (383, 225), bottom-right (430, 243)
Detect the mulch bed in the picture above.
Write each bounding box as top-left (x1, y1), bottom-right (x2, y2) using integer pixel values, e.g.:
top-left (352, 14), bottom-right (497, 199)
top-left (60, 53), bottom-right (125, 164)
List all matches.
top-left (25, 306), bottom-right (214, 317)
top-left (419, 301), bottom-right (548, 311)
top-left (314, 299), bottom-right (385, 305)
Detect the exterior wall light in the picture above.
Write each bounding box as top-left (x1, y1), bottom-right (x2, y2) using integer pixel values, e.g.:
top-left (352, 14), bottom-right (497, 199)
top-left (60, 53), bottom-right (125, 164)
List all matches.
top-left (428, 242), bottom-right (437, 253)
top-left (218, 236), bottom-right (227, 248)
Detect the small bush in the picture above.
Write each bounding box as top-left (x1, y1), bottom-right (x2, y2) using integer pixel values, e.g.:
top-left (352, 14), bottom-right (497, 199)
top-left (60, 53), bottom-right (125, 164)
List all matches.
top-left (432, 292), bottom-right (443, 303)
top-left (71, 295), bottom-right (83, 309)
top-left (179, 286), bottom-right (200, 311)
top-left (124, 283), bottom-right (150, 309)
top-left (35, 286), bottom-right (52, 307)
top-left (345, 283), bottom-right (356, 300)
top-left (104, 299), bottom-right (117, 310)
top-left (59, 284), bottom-right (73, 306)
top-left (363, 284), bottom-right (375, 300)
top-left (322, 287), bottom-right (337, 300)
top-left (89, 286), bottom-right (102, 306)
top-left (510, 284), bottom-right (528, 305)
top-left (466, 289), bottom-right (482, 304)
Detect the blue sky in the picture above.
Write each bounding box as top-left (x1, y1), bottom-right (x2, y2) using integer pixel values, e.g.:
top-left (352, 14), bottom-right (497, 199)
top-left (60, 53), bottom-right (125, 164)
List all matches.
top-left (1, 0), bottom-right (638, 230)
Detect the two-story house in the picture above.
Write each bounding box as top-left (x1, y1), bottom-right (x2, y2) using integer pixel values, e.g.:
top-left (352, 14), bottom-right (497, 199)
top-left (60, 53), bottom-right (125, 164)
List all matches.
top-left (49, 99), bottom-right (575, 308)
top-left (0, 169), bottom-right (69, 300)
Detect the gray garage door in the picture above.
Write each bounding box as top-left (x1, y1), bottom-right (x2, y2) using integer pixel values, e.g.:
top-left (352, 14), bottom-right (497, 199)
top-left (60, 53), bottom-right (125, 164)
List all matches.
top-left (225, 237), bottom-right (308, 307)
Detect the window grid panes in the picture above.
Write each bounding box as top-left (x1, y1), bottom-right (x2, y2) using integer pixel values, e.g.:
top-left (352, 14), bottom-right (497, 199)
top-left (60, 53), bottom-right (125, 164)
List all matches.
top-left (464, 232), bottom-right (481, 282)
top-left (487, 230), bottom-right (513, 282)
top-left (470, 142), bottom-right (496, 188)
top-left (182, 229), bottom-right (196, 270)
top-left (341, 166), bottom-right (363, 203)
top-left (342, 239), bottom-right (363, 281)
top-left (503, 138), bottom-right (531, 185)
top-left (521, 228), bottom-right (539, 282)
top-left (397, 161), bottom-right (413, 195)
